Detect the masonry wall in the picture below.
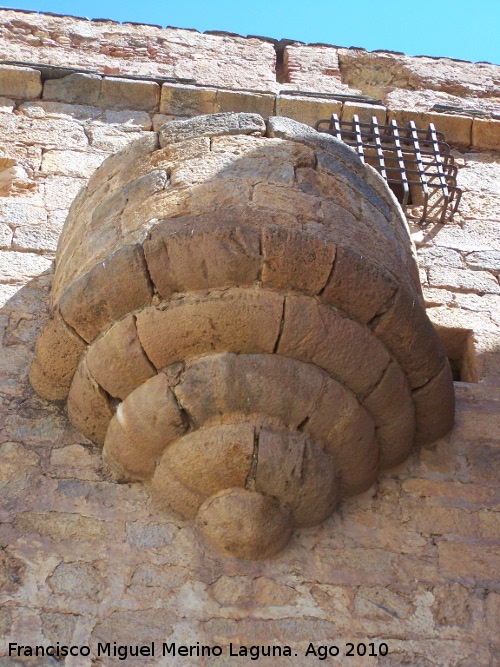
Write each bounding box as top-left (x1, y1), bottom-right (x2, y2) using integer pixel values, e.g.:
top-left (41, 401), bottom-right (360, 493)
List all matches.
top-left (0, 10), bottom-right (499, 667)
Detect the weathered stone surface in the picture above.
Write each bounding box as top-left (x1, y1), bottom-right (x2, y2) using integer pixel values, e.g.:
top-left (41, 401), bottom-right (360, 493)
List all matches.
top-left (388, 109), bottom-right (472, 147)
top-left (152, 423), bottom-right (255, 516)
top-left (255, 428), bottom-right (338, 527)
top-left (278, 295), bottom-right (390, 398)
top-left (103, 372), bottom-right (186, 479)
top-left (0, 250), bottom-right (52, 284)
top-left (159, 112), bottom-right (266, 146)
top-left (0, 64), bottom-right (42, 99)
top-left (100, 77), bottom-right (160, 112)
top-left (0, 113), bottom-right (88, 149)
top-left (322, 245), bottom-right (398, 323)
top-left (283, 45), bottom-right (355, 94)
top-left (43, 72), bottom-right (102, 105)
top-left (136, 289), bottom-right (283, 370)
top-left (144, 223), bottom-right (262, 298)
top-left (428, 266), bottom-right (500, 294)
top-left (160, 83), bottom-right (218, 116)
top-left (48, 561), bottom-right (102, 598)
top-left (342, 102), bottom-right (387, 125)
top-left (373, 286), bottom-right (447, 389)
top-left (66, 356), bottom-right (114, 445)
top-left (413, 361), bottom-right (455, 447)
top-left (86, 313), bottom-right (156, 400)
top-left (472, 118), bottom-right (500, 151)
top-left (261, 227), bottom-right (335, 294)
top-left (339, 49), bottom-right (500, 99)
top-left (40, 149), bottom-right (105, 178)
top-left (196, 488), bottom-right (293, 559)
top-left (276, 95), bottom-right (342, 128)
top-left (363, 361), bottom-right (415, 469)
top-left (465, 250), bottom-right (500, 273)
top-left (306, 379), bottom-right (378, 497)
top-left (217, 89), bottom-right (275, 117)
top-left (59, 244), bottom-right (153, 342)
top-left (174, 353), bottom-right (324, 431)
top-left (0, 10), bottom-right (278, 89)
top-left (16, 511), bottom-right (107, 541)
top-left (29, 308), bottom-right (86, 400)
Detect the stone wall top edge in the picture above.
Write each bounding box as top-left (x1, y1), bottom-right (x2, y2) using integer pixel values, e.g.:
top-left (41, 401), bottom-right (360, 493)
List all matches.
top-left (0, 7), bottom-right (497, 67)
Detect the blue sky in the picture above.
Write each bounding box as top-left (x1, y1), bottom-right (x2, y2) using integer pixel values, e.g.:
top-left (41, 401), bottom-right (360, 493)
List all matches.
top-left (2, 0), bottom-right (499, 65)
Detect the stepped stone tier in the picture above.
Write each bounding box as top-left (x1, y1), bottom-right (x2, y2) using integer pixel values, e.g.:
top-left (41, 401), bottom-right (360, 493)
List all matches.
top-left (29, 112), bottom-right (454, 559)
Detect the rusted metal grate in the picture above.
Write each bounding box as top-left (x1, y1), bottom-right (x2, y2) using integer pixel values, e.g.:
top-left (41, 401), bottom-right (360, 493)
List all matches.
top-left (315, 114), bottom-right (462, 224)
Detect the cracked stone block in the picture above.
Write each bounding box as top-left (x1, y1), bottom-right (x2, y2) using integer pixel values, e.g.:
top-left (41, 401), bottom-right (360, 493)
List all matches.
top-left (31, 112), bottom-right (454, 559)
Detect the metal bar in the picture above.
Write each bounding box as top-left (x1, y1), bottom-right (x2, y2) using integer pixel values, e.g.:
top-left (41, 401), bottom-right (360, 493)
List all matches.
top-left (390, 119), bottom-right (409, 206)
top-left (352, 114), bottom-right (365, 163)
top-left (315, 116), bottom-right (462, 223)
top-left (428, 123), bottom-right (450, 223)
top-left (371, 115), bottom-right (387, 180)
top-left (330, 113), bottom-right (342, 140)
top-left (409, 120), bottom-right (429, 222)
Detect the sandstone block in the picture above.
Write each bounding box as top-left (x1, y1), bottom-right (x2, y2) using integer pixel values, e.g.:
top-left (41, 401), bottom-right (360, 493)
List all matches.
top-left (413, 360), bottom-right (455, 447)
top-left (136, 289), bottom-right (283, 370)
top-left (41, 149), bottom-right (106, 178)
top-left (86, 314), bottom-right (156, 400)
top-left (174, 353), bottom-right (325, 431)
top-left (159, 112), bottom-right (266, 146)
top-left (152, 423), bottom-right (254, 514)
top-left (278, 295), bottom-right (390, 399)
top-left (29, 309), bottom-right (86, 401)
top-left (151, 466), bottom-right (205, 520)
top-left (43, 73), bottom-right (102, 105)
top-left (160, 83), bottom-right (218, 116)
top-left (372, 286), bottom-right (447, 389)
top-left (388, 109), bottom-right (472, 147)
top-left (306, 379), bottom-right (377, 497)
top-left (144, 222), bottom-right (262, 298)
top-left (322, 245), bottom-right (398, 324)
top-left (217, 89), bottom-right (275, 117)
top-left (342, 102), bottom-right (387, 125)
top-left (266, 115), bottom-right (364, 175)
top-left (0, 250), bottom-right (52, 285)
top-left (363, 361), bottom-right (415, 469)
top-left (100, 77), bottom-right (160, 111)
top-left (261, 226), bottom-right (335, 294)
top-left (59, 244), bottom-right (154, 343)
top-left (0, 64), bottom-right (42, 99)
top-left (86, 133), bottom-right (159, 196)
top-left (196, 488), bottom-right (293, 560)
top-left (66, 357), bottom-right (114, 445)
top-left (428, 266), bottom-right (500, 294)
top-left (276, 95), bottom-right (342, 130)
top-left (103, 373), bottom-right (186, 480)
top-left (255, 428), bottom-right (338, 527)
top-left (472, 117), bottom-right (500, 151)
top-left (465, 250), bottom-right (500, 273)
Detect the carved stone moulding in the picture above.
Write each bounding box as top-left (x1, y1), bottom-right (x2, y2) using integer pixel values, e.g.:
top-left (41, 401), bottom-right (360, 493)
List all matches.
top-left (30, 113), bottom-right (455, 559)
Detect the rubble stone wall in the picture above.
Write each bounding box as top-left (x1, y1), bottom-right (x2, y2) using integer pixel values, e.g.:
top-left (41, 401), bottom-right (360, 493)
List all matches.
top-left (0, 9), bottom-right (499, 667)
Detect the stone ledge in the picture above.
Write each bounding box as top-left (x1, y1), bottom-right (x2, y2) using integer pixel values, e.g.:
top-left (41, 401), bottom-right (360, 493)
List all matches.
top-left (1, 62), bottom-right (499, 150)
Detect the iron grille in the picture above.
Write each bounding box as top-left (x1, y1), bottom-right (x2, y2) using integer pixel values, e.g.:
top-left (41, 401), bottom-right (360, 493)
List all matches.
top-left (315, 114), bottom-right (462, 224)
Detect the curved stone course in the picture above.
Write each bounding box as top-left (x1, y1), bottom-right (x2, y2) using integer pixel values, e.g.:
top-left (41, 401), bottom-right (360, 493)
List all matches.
top-left (30, 112), bottom-right (455, 558)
